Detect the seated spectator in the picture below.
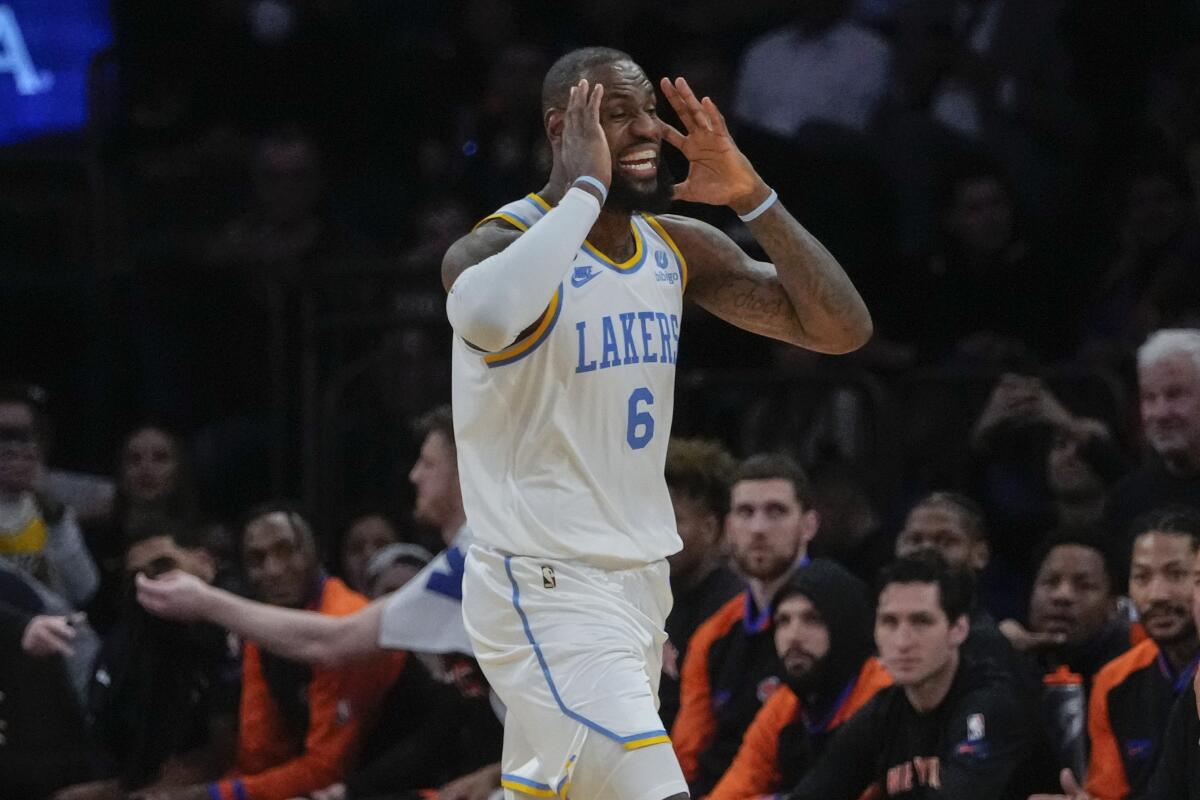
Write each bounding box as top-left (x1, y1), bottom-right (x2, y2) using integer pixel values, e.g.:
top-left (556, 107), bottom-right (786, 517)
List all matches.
top-left (891, 157), bottom-right (1066, 362)
top-left (1108, 330), bottom-right (1200, 538)
top-left (340, 511), bottom-right (401, 595)
top-left (137, 407), bottom-right (503, 799)
top-left (145, 504), bottom-right (406, 800)
top-left (1086, 154), bottom-right (1200, 351)
top-left (55, 516), bottom-right (240, 800)
top-left (0, 573), bottom-right (97, 799)
top-left (659, 438), bottom-right (743, 730)
top-left (733, 0), bottom-right (891, 139)
top-left (86, 424), bottom-right (200, 633)
top-left (1002, 532), bottom-right (1129, 687)
top-left (787, 552), bottom-right (1043, 799)
top-left (363, 542), bottom-right (432, 599)
top-left (0, 382), bottom-right (99, 613)
top-left (1032, 510), bottom-right (1200, 796)
top-left (708, 560), bottom-right (891, 800)
top-left (1144, 546), bottom-right (1200, 800)
top-left (1081, 507), bottom-right (1200, 800)
top-left (895, 490), bottom-right (1022, 626)
top-left (673, 454), bottom-right (819, 796)
top-left (1001, 532), bottom-right (1130, 784)
top-left (968, 373), bottom-right (1126, 589)
top-left (1047, 421), bottom-right (1127, 532)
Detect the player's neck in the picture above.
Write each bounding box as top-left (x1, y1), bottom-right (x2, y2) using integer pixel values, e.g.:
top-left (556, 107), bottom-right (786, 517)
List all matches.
top-left (538, 177), bottom-right (636, 263)
top-left (904, 649), bottom-right (960, 714)
top-left (1160, 633), bottom-right (1200, 675)
top-left (440, 509), bottom-right (467, 548)
top-left (749, 570), bottom-right (793, 616)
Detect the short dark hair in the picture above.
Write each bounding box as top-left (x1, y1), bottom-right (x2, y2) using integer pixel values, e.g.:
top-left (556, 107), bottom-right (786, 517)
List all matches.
top-left (124, 511), bottom-right (206, 551)
top-left (1130, 506), bottom-right (1200, 549)
top-left (665, 438), bottom-right (736, 518)
top-left (910, 492), bottom-right (987, 542)
top-left (877, 551), bottom-right (976, 623)
top-left (542, 46), bottom-right (637, 111)
top-left (1031, 526), bottom-right (1118, 594)
top-left (241, 500), bottom-right (318, 557)
top-left (0, 380), bottom-right (50, 447)
top-left (732, 453), bottom-right (815, 509)
top-left (414, 405), bottom-right (455, 451)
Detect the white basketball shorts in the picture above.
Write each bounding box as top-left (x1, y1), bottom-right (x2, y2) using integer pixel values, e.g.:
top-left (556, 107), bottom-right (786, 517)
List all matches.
top-left (462, 544), bottom-right (689, 800)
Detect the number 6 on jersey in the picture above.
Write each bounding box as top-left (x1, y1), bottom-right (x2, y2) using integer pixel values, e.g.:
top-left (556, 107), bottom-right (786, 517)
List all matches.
top-left (626, 387), bottom-right (655, 449)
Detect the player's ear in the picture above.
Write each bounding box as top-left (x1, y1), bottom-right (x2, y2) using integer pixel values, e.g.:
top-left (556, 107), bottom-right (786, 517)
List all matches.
top-left (545, 108), bottom-right (565, 144)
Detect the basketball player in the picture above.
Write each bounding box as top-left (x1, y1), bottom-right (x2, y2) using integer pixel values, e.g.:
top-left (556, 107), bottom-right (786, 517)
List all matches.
top-left (443, 46), bottom-right (872, 800)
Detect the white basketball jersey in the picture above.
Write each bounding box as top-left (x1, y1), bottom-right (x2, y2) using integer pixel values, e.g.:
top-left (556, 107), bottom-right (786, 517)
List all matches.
top-left (451, 193), bottom-right (687, 569)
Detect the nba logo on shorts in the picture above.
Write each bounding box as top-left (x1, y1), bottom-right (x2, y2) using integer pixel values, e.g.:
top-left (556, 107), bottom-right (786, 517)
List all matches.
top-left (654, 250), bottom-right (669, 270)
top-left (967, 713), bottom-right (985, 742)
top-left (541, 566), bottom-right (556, 588)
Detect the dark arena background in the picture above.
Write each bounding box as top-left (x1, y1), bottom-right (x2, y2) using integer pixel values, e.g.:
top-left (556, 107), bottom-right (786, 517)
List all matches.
top-left (3, 1), bottom-right (1200, 799)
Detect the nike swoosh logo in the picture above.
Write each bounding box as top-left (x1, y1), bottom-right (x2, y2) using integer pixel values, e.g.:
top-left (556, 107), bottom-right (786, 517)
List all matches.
top-left (571, 268), bottom-right (600, 288)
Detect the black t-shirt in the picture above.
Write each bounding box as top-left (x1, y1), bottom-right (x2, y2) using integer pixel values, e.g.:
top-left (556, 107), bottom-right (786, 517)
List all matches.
top-left (1108, 459), bottom-right (1200, 543)
top-left (786, 658), bottom-right (1039, 800)
top-left (88, 609), bottom-right (241, 789)
top-left (1146, 681), bottom-right (1200, 800)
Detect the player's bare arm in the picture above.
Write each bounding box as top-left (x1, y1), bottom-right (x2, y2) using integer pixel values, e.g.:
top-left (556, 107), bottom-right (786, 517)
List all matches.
top-left (137, 570), bottom-right (384, 666)
top-left (656, 76), bottom-right (872, 355)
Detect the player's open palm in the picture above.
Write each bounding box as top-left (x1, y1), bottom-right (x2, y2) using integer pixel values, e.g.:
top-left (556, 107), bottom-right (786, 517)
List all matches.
top-left (136, 569), bottom-right (211, 621)
top-left (658, 76), bottom-right (760, 207)
top-left (561, 79), bottom-right (611, 190)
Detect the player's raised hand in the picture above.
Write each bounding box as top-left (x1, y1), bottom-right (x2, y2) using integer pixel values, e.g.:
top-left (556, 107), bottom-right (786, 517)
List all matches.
top-left (136, 569), bottom-right (215, 622)
top-left (561, 79), bottom-right (611, 192)
top-left (658, 76), bottom-right (767, 212)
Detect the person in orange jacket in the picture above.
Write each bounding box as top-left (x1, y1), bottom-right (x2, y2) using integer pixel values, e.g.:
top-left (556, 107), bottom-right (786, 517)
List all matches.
top-left (140, 504), bottom-right (406, 800)
top-left (708, 559), bottom-right (891, 800)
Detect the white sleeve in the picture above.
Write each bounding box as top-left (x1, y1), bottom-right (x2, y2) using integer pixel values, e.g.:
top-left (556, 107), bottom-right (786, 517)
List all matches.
top-left (446, 187), bottom-right (600, 351)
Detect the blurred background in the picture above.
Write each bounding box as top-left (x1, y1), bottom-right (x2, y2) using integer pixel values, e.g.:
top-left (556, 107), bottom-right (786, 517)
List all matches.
top-left (2, 0), bottom-right (1200, 551)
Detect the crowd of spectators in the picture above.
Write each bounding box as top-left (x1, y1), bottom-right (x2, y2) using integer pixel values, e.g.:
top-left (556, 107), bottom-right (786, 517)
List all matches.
top-left (4, 0), bottom-right (1200, 798)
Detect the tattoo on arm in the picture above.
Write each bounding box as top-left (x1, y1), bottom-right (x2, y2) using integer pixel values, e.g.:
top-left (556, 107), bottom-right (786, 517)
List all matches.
top-left (665, 207), bottom-right (871, 353)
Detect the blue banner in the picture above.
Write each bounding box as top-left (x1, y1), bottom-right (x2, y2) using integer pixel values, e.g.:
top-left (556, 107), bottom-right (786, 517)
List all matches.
top-left (0, 0), bottom-right (111, 145)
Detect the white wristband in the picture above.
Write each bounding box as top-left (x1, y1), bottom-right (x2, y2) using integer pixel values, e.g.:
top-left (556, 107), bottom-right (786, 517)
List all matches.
top-left (572, 175), bottom-right (608, 204)
top-left (737, 188), bottom-right (778, 223)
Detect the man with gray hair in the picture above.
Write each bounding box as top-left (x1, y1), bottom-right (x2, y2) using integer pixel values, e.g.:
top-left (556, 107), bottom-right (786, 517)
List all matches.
top-left (1109, 329), bottom-right (1200, 539)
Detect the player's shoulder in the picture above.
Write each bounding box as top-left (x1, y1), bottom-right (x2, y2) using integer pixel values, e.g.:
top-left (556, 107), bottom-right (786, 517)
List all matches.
top-left (693, 591), bottom-right (747, 642)
top-left (441, 217), bottom-right (524, 292)
top-left (1094, 637), bottom-right (1160, 690)
top-left (646, 214), bottom-right (742, 275)
top-left (648, 213), bottom-right (727, 247)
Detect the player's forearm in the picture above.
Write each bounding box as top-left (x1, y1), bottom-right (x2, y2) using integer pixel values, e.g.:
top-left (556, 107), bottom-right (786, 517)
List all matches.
top-left (743, 197), bottom-right (872, 354)
top-left (446, 187), bottom-right (600, 351)
top-left (205, 588), bottom-right (342, 664)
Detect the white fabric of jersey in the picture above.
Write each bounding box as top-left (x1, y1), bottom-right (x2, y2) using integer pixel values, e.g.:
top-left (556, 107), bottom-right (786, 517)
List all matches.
top-left (450, 193), bottom-right (687, 570)
top-left (377, 525), bottom-right (474, 654)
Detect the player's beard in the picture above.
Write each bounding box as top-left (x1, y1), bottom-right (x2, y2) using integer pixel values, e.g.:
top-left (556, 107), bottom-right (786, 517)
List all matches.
top-left (733, 543), bottom-right (800, 583)
top-left (606, 155), bottom-right (675, 214)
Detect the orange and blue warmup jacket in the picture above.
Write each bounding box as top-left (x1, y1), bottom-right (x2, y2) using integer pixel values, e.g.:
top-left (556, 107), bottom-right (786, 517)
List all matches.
top-left (673, 588), bottom-right (790, 795)
top-left (1086, 638), bottom-right (1200, 800)
top-left (209, 577), bottom-right (407, 800)
top-left (708, 657), bottom-right (892, 800)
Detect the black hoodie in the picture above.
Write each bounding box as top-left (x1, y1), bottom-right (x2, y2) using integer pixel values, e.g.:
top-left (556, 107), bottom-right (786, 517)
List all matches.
top-left (772, 559), bottom-right (876, 785)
